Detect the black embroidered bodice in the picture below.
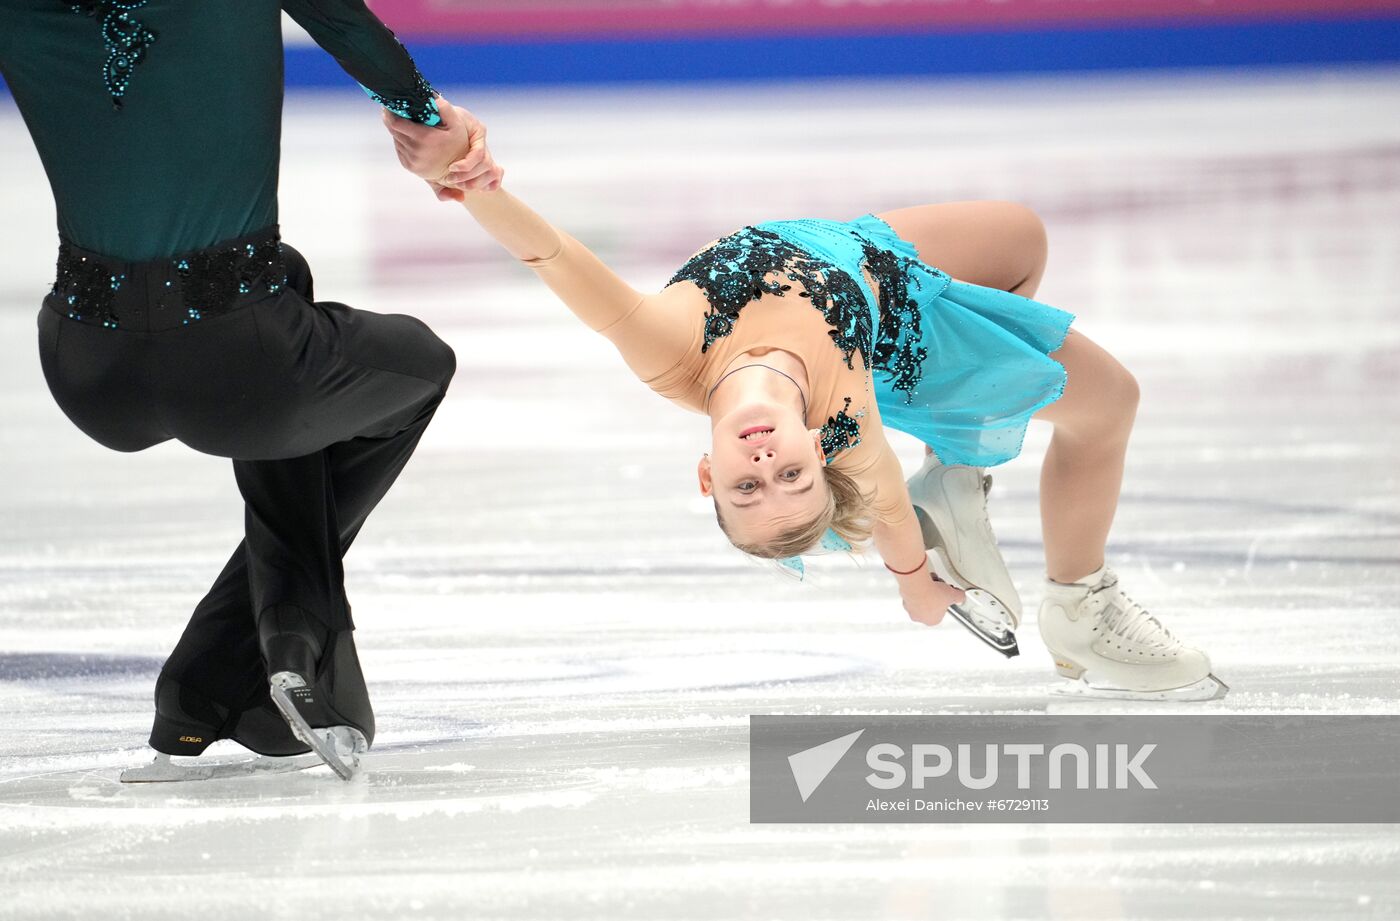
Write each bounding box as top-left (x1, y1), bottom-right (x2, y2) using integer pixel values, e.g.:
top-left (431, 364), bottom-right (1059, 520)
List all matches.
top-left (668, 227), bottom-right (874, 371)
top-left (665, 223), bottom-right (931, 460)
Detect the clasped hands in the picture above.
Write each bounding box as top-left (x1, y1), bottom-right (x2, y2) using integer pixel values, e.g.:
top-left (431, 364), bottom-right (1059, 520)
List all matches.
top-left (382, 95), bottom-right (504, 200)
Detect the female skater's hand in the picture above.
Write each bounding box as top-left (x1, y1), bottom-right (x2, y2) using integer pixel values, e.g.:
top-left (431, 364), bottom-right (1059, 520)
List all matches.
top-left (438, 104), bottom-right (504, 194)
top-left (900, 574), bottom-right (966, 627)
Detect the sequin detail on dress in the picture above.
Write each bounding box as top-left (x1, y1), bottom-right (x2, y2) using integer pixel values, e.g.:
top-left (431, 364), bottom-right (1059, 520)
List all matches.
top-left (818, 397), bottom-right (863, 463)
top-left (857, 239), bottom-right (929, 402)
top-left (667, 227), bottom-right (873, 372)
top-left (70, 0), bottom-right (156, 111)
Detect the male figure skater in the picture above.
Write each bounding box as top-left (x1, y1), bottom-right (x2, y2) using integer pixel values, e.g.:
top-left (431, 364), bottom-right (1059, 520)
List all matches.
top-left (0, 0), bottom-right (501, 779)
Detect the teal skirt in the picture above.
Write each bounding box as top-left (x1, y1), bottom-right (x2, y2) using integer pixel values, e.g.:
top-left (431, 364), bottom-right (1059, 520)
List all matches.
top-left (760, 214), bottom-right (1075, 467)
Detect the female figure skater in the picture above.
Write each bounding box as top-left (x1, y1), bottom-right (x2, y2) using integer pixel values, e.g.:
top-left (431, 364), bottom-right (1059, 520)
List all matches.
top-left (388, 108), bottom-right (1227, 701)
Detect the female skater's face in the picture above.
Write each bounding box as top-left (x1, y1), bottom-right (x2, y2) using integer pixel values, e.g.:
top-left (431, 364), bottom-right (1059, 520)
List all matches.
top-left (696, 404), bottom-right (829, 544)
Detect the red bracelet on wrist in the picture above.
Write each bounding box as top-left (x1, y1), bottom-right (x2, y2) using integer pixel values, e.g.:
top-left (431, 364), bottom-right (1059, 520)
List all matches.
top-left (884, 556), bottom-right (928, 576)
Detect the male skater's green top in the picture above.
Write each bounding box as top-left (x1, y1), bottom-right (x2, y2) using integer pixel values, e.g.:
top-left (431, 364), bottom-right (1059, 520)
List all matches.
top-left (0, 0), bottom-right (442, 260)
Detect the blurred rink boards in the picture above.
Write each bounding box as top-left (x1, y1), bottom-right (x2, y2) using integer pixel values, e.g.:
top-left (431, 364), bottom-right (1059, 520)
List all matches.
top-left (284, 0), bottom-right (1400, 84)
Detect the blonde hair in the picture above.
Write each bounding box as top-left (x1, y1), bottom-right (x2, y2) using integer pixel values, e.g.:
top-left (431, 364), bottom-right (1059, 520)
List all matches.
top-left (716, 464), bottom-right (876, 559)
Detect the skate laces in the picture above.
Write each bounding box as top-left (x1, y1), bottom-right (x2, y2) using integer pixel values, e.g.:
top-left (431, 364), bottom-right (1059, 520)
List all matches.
top-left (1087, 570), bottom-right (1180, 651)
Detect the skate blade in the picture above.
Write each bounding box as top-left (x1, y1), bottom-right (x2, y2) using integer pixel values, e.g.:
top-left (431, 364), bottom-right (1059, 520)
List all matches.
top-left (119, 751), bottom-right (322, 783)
top-left (947, 593), bottom-right (1020, 658)
top-left (926, 544), bottom-right (1019, 658)
top-left (925, 541), bottom-right (1021, 631)
top-left (1052, 673), bottom-right (1230, 702)
top-left (269, 672), bottom-right (369, 781)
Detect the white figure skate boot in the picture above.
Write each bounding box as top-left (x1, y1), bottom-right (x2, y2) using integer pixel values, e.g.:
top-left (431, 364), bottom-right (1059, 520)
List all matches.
top-left (906, 454), bottom-right (1021, 657)
top-left (1037, 565), bottom-right (1228, 700)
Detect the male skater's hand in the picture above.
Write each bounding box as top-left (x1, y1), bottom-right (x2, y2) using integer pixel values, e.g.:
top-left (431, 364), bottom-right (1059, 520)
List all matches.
top-left (382, 97), bottom-right (502, 198)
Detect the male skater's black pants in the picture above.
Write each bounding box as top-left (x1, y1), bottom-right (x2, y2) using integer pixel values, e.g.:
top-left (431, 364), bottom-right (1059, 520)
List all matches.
top-left (35, 228), bottom-right (456, 751)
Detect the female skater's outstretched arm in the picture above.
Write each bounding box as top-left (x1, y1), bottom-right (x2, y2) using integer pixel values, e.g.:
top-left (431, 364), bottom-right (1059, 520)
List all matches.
top-left (452, 189), bottom-right (643, 329)
top-left (458, 187), bottom-right (699, 381)
top-left (383, 110), bottom-right (695, 381)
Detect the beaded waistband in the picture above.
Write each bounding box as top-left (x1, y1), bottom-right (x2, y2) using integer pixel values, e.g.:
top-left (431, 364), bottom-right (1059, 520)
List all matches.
top-left (49, 226), bottom-right (289, 332)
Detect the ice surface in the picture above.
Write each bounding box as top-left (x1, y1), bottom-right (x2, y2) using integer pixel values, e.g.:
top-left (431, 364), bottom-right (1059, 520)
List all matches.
top-left (1, 69), bottom-right (1398, 920)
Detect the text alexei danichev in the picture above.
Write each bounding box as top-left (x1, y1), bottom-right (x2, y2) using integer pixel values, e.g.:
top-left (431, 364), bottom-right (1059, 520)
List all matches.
top-left (867, 798), bottom-right (1052, 813)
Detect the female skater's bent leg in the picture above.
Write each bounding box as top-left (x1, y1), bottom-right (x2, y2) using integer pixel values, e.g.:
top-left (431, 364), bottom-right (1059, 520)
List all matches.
top-left (875, 201), bottom-right (1048, 296)
top-left (1031, 329), bottom-right (1140, 582)
top-left (1031, 332), bottom-right (1223, 698)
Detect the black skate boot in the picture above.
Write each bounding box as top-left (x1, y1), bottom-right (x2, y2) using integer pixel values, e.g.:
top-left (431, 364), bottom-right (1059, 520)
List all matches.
top-left (259, 604), bottom-right (375, 781)
top-left (149, 673), bottom-right (309, 757)
top-left (146, 672), bottom-right (230, 759)
top-left (122, 674), bottom-right (319, 782)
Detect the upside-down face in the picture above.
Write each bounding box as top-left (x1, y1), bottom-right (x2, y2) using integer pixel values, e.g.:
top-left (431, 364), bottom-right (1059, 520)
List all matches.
top-left (698, 400), bottom-right (829, 547)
